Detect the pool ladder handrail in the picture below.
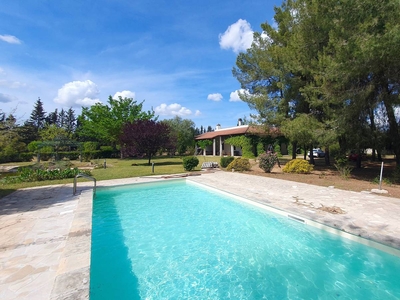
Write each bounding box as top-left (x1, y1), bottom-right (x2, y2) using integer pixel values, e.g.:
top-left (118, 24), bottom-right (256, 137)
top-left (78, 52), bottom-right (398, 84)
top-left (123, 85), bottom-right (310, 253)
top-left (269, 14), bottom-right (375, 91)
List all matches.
top-left (73, 173), bottom-right (97, 195)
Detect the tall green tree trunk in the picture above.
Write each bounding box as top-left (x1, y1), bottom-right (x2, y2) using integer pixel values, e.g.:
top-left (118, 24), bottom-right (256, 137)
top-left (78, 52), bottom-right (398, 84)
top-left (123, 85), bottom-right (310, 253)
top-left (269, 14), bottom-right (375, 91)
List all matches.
top-left (384, 101), bottom-right (400, 166)
top-left (309, 145), bottom-right (315, 165)
top-left (292, 141), bottom-right (297, 159)
top-left (324, 147), bottom-right (330, 166)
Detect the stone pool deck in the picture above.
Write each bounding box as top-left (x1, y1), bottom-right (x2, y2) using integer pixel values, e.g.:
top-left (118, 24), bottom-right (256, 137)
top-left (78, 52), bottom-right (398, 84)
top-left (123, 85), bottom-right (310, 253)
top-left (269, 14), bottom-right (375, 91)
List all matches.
top-left (1, 171), bottom-right (400, 299)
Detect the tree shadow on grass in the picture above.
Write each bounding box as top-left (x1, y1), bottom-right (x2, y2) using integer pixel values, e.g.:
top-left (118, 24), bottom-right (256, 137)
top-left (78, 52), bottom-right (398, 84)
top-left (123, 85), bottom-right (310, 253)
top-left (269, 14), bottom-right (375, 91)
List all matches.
top-left (312, 158), bottom-right (398, 184)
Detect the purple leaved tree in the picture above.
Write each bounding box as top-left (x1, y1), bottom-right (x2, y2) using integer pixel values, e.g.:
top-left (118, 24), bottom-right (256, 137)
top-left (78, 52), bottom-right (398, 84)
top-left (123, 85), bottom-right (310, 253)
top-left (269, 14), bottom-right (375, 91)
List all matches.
top-left (120, 120), bottom-right (174, 165)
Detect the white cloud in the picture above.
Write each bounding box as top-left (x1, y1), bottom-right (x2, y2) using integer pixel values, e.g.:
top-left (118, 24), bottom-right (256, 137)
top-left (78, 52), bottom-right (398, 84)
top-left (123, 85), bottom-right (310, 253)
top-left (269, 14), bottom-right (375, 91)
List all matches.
top-left (207, 93), bottom-right (223, 102)
top-left (0, 93), bottom-right (17, 103)
top-left (54, 80), bottom-right (100, 107)
top-left (195, 110), bottom-right (201, 116)
top-left (219, 19), bottom-right (253, 53)
top-left (0, 35), bottom-right (22, 44)
top-left (155, 103), bottom-right (192, 117)
top-left (0, 80), bottom-right (27, 89)
top-left (260, 31), bottom-right (273, 43)
top-left (229, 89), bottom-right (249, 102)
top-left (113, 90), bottom-right (136, 99)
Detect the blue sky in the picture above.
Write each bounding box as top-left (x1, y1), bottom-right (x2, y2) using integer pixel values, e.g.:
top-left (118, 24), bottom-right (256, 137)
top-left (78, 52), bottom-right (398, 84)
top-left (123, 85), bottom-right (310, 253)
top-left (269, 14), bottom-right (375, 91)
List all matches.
top-left (1, 0), bottom-right (281, 129)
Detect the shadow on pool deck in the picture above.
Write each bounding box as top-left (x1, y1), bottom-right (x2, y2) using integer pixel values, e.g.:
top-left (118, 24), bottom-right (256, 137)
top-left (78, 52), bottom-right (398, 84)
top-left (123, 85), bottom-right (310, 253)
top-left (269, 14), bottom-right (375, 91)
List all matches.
top-left (0, 185), bottom-right (75, 215)
top-left (0, 183), bottom-right (100, 216)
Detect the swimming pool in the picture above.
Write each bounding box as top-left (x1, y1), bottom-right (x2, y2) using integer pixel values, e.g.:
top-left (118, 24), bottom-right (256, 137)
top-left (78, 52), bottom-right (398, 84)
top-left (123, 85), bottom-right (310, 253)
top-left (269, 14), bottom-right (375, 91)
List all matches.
top-left (90, 180), bottom-right (400, 299)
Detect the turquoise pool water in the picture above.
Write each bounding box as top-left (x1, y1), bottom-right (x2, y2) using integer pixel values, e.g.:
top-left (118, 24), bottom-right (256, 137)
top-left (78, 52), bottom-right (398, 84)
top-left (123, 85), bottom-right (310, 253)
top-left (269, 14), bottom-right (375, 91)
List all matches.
top-left (90, 180), bottom-right (400, 299)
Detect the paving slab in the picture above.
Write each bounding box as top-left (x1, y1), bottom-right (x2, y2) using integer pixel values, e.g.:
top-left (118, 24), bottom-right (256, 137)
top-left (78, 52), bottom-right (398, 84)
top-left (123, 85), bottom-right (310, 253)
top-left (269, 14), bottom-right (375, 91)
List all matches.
top-left (0, 171), bottom-right (400, 299)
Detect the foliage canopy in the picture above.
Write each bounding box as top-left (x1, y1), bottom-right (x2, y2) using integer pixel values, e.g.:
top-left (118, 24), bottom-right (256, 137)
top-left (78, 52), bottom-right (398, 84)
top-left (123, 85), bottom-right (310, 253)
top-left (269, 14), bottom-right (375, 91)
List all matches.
top-left (120, 119), bottom-right (173, 165)
top-left (233, 0), bottom-right (400, 166)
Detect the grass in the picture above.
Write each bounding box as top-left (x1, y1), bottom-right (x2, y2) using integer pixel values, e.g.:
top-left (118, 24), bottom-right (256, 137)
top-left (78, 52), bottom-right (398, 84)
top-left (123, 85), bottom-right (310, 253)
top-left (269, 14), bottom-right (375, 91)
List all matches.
top-left (0, 155), bottom-right (220, 199)
top-left (2, 154), bottom-right (400, 199)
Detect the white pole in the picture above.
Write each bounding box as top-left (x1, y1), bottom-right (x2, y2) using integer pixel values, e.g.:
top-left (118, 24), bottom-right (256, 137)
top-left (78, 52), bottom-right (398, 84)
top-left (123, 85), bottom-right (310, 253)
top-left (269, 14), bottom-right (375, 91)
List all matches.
top-left (379, 161), bottom-right (384, 190)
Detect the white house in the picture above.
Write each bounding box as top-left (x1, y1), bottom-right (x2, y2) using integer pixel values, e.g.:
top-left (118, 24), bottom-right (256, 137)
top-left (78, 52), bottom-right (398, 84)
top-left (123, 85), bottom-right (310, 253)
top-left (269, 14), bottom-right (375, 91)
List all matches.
top-left (195, 121), bottom-right (279, 156)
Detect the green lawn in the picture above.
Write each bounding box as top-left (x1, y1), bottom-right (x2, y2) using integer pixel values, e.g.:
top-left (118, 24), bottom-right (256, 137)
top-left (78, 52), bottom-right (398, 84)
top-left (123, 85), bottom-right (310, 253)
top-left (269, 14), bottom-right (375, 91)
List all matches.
top-left (0, 155), bottom-right (221, 199)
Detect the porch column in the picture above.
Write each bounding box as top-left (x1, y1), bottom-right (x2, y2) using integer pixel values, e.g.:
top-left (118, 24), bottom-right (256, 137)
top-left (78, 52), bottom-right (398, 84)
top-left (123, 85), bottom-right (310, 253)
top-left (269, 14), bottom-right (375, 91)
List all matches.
top-left (213, 138), bottom-right (216, 156)
top-left (231, 145), bottom-right (234, 156)
top-left (219, 136), bottom-right (223, 156)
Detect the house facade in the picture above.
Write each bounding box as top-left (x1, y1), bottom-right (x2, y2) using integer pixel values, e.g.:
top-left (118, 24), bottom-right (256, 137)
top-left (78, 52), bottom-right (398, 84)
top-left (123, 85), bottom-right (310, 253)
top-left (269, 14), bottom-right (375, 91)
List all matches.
top-left (195, 121), bottom-right (280, 156)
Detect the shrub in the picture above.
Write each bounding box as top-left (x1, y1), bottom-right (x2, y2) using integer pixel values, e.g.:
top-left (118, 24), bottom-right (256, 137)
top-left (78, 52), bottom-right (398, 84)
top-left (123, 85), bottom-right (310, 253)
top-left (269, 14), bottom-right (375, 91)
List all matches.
top-left (27, 141), bottom-right (41, 152)
top-left (220, 156), bottom-right (235, 168)
top-left (226, 157), bottom-right (251, 172)
top-left (182, 156), bottom-right (199, 171)
top-left (4, 167), bottom-right (91, 183)
top-left (19, 152), bottom-right (34, 162)
top-left (83, 141), bottom-right (99, 152)
top-left (82, 150), bottom-right (102, 161)
top-left (100, 145), bottom-right (113, 151)
top-left (283, 159), bottom-right (313, 174)
top-left (334, 156), bottom-right (353, 179)
top-left (57, 151), bottom-right (80, 160)
top-left (258, 152), bottom-right (279, 173)
top-left (0, 152), bottom-right (34, 163)
top-left (329, 143), bottom-right (340, 159)
top-left (80, 148), bottom-right (119, 160)
top-left (186, 146), bottom-right (195, 155)
top-left (40, 146), bottom-right (54, 153)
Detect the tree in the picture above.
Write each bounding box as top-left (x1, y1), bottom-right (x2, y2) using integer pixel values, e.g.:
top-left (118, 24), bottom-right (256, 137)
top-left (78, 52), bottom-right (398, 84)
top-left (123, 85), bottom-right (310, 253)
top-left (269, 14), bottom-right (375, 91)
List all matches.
top-left (233, 0), bottom-right (400, 166)
top-left (64, 108), bottom-right (76, 136)
top-left (320, 0), bottom-right (400, 165)
top-left (59, 109), bottom-right (66, 128)
top-left (162, 116), bottom-right (196, 155)
top-left (29, 98), bottom-right (46, 132)
top-left (281, 114), bottom-right (323, 164)
top-left (232, 0), bottom-right (322, 160)
top-left (120, 120), bottom-right (173, 165)
top-left (0, 113), bottom-right (26, 159)
top-left (19, 121), bottom-right (38, 145)
top-left (77, 96), bottom-right (155, 155)
top-left (46, 109), bottom-right (58, 126)
top-left (40, 124), bottom-right (70, 141)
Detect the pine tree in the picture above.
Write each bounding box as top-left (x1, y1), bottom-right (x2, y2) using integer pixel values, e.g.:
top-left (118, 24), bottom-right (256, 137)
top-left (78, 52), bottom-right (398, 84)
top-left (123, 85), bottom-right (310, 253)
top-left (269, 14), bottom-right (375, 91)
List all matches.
top-left (65, 107), bottom-right (76, 136)
top-left (29, 98), bottom-right (46, 131)
top-left (59, 109), bottom-right (66, 129)
top-left (46, 109), bottom-right (58, 126)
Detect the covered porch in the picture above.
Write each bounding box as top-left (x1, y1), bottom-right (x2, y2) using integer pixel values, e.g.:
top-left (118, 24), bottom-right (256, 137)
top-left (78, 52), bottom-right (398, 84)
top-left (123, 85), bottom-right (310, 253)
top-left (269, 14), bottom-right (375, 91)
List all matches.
top-left (195, 124), bottom-right (263, 157)
top-left (197, 136), bottom-right (242, 157)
